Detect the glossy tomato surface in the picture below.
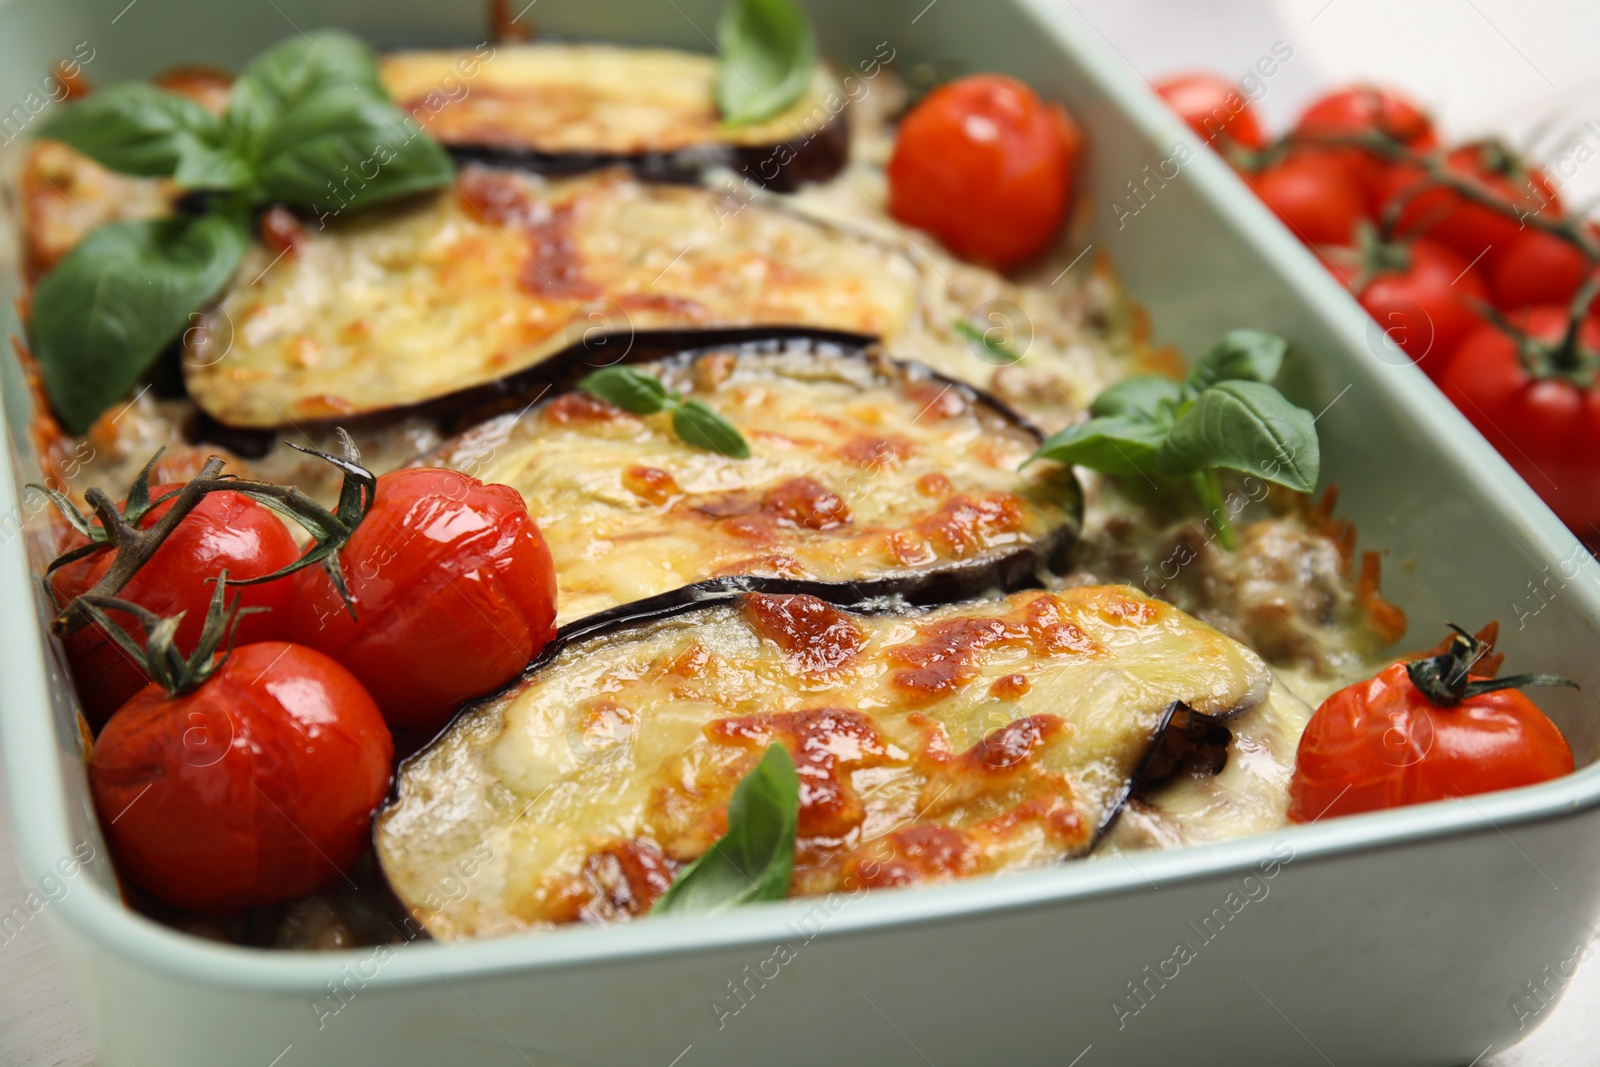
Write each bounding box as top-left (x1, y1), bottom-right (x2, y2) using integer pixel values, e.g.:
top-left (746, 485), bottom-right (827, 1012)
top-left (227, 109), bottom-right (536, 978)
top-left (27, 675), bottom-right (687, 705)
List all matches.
top-left (286, 468), bottom-right (558, 736)
top-left (887, 74), bottom-right (1081, 269)
top-left (51, 486), bottom-right (299, 729)
top-left (1288, 663), bottom-right (1573, 822)
top-left (1152, 73), bottom-right (1265, 149)
top-left (1439, 308), bottom-right (1600, 537)
top-left (1357, 238), bottom-right (1486, 372)
top-left (1294, 85), bottom-right (1436, 205)
top-left (1249, 151), bottom-right (1366, 246)
top-left (1489, 228), bottom-right (1591, 311)
top-left (89, 642), bottom-right (393, 913)
top-left (1385, 144), bottom-right (1562, 269)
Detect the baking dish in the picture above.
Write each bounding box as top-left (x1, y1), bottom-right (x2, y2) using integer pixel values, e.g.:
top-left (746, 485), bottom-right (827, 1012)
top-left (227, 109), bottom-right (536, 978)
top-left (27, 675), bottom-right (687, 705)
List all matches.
top-left (4, 0), bottom-right (1600, 1064)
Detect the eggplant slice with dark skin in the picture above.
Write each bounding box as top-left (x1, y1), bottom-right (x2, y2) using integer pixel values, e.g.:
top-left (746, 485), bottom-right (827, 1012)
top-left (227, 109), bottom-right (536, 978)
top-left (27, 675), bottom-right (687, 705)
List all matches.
top-left (374, 585), bottom-right (1274, 940)
top-left (416, 337), bottom-right (1083, 627)
top-left (184, 165), bottom-right (918, 429)
top-left (380, 44), bottom-right (851, 191)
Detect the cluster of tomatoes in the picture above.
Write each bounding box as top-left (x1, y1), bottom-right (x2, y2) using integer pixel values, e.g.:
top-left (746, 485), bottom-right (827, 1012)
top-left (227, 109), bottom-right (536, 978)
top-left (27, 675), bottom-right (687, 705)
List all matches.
top-left (1157, 74), bottom-right (1600, 544)
top-left (54, 465), bottom-right (558, 914)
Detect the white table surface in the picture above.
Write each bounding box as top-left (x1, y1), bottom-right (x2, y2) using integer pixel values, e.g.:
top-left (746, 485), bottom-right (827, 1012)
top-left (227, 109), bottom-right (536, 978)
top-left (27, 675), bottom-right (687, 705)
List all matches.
top-left (4, 0), bottom-right (1599, 1063)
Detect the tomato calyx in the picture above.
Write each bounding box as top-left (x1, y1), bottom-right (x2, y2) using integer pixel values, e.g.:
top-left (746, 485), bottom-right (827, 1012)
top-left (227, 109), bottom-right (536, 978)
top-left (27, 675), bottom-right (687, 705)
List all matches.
top-left (1404, 623), bottom-right (1576, 707)
top-left (76, 572), bottom-right (256, 697)
top-left (34, 431), bottom-right (378, 638)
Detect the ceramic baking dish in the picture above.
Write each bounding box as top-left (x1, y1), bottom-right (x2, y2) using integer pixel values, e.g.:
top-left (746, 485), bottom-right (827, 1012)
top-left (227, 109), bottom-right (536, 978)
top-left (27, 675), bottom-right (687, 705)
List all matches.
top-left (4, 0), bottom-right (1600, 1064)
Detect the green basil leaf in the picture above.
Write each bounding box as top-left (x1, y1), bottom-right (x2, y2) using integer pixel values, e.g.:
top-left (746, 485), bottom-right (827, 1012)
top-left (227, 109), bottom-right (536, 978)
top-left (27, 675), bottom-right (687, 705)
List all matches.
top-left (173, 144), bottom-right (255, 191)
top-left (653, 745), bottom-right (798, 916)
top-left (673, 398), bottom-right (752, 458)
top-left (715, 0), bottom-right (816, 126)
top-left (31, 214), bottom-right (249, 434)
top-left (578, 366), bottom-right (671, 415)
top-left (36, 84), bottom-right (222, 178)
top-left (1026, 416), bottom-right (1169, 479)
top-left (226, 31), bottom-right (452, 211)
top-left (953, 319), bottom-right (1024, 366)
top-left (1185, 329), bottom-right (1288, 392)
top-left (1156, 380), bottom-right (1319, 492)
top-left (1089, 375), bottom-right (1186, 422)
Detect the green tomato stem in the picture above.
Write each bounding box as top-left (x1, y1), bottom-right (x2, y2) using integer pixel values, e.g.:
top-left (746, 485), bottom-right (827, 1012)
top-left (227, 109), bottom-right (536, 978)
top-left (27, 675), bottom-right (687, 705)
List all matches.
top-left (1193, 468), bottom-right (1237, 552)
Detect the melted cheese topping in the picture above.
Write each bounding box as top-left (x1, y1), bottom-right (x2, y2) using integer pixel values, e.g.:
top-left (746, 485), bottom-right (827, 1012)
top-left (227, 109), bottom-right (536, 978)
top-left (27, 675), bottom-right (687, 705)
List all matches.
top-left (184, 165), bottom-right (918, 427)
top-left (425, 345), bottom-right (1080, 624)
top-left (375, 585), bottom-right (1271, 939)
top-left (382, 45), bottom-right (840, 153)
top-left (18, 140), bottom-right (175, 279)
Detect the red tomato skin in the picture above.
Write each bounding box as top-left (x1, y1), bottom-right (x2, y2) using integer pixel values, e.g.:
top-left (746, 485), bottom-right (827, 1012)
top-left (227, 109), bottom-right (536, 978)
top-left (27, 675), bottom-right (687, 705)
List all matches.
top-left (89, 642), bottom-right (393, 913)
top-left (1294, 85), bottom-right (1436, 211)
top-left (1288, 663), bottom-right (1573, 822)
top-left (1357, 238), bottom-right (1487, 371)
top-left (1153, 73), bottom-right (1266, 150)
top-left (1439, 308), bottom-right (1600, 535)
top-left (887, 74), bottom-right (1080, 270)
top-left (1385, 145), bottom-right (1563, 271)
top-left (285, 468), bottom-right (558, 735)
top-left (51, 487), bottom-right (300, 729)
top-left (1489, 228), bottom-right (1590, 311)
top-left (1249, 152), bottom-right (1367, 246)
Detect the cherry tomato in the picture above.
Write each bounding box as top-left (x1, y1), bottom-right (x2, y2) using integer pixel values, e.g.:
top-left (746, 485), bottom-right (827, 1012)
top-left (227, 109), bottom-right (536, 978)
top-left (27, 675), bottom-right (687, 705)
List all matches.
top-left (89, 642), bottom-right (393, 913)
top-left (888, 74), bottom-right (1081, 269)
top-left (1384, 143), bottom-right (1563, 271)
top-left (1293, 85), bottom-right (1436, 212)
top-left (1249, 151), bottom-right (1367, 246)
top-left (50, 486), bottom-right (299, 729)
top-left (1489, 228), bottom-right (1592, 311)
top-left (1356, 237), bottom-right (1487, 371)
top-left (1288, 661), bottom-right (1572, 822)
top-left (1152, 73), bottom-right (1266, 150)
top-left (285, 468), bottom-right (558, 737)
top-left (1439, 307), bottom-right (1600, 536)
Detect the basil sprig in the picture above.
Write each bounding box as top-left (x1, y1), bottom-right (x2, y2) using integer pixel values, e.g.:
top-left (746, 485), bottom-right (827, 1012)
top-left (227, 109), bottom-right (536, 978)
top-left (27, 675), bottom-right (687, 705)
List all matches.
top-left (653, 745), bottom-right (799, 916)
top-left (1027, 330), bottom-right (1319, 549)
top-left (30, 31), bottom-right (454, 433)
top-left (715, 0), bottom-right (816, 126)
top-left (578, 366), bottom-right (751, 459)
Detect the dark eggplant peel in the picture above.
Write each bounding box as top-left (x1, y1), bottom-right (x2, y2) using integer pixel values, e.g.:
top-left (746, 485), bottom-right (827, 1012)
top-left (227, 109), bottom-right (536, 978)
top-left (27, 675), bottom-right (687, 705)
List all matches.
top-left (375, 584), bottom-right (1272, 939)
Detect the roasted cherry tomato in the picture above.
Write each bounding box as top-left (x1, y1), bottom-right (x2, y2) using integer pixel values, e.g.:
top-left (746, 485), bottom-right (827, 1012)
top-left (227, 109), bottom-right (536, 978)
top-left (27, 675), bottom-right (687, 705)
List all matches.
top-left (888, 74), bottom-right (1082, 269)
top-left (1438, 307), bottom-right (1600, 536)
top-left (1355, 237), bottom-right (1487, 371)
top-left (285, 468), bottom-right (558, 736)
top-left (50, 485), bottom-right (299, 728)
top-left (1249, 152), bottom-right (1367, 246)
top-left (90, 641), bottom-right (393, 913)
top-left (1152, 73), bottom-right (1266, 150)
top-left (1384, 143), bottom-right (1562, 270)
top-left (1489, 228), bottom-right (1592, 311)
top-left (1293, 85), bottom-right (1436, 211)
top-left (1288, 627), bottom-right (1573, 822)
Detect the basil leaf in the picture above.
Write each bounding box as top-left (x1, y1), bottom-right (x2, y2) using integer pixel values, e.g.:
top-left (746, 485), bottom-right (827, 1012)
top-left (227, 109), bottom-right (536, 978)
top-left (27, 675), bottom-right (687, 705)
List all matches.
top-left (31, 214), bottom-right (249, 434)
top-left (1026, 416), bottom-right (1168, 479)
top-left (953, 320), bottom-right (1024, 366)
top-left (1157, 380), bottom-right (1319, 492)
top-left (578, 366), bottom-right (670, 415)
top-left (673, 398), bottom-right (751, 458)
top-left (715, 0), bottom-right (816, 126)
top-left (1089, 375), bottom-right (1186, 422)
top-left (173, 144), bottom-right (255, 191)
top-left (226, 31), bottom-right (452, 211)
top-left (36, 84), bottom-right (222, 179)
top-left (653, 745), bottom-right (798, 916)
top-left (1185, 329), bottom-right (1287, 392)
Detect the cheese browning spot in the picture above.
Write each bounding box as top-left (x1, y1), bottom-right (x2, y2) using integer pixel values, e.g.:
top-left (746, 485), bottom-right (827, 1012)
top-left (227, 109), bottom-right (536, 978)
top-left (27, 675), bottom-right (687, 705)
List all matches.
top-left (840, 434), bottom-right (915, 470)
top-left (916, 492), bottom-right (1027, 559)
top-left (561, 839), bottom-right (678, 923)
top-left (904, 380), bottom-right (970, 421)
top-left (622, 466), bottom-right (681, 505)
top-left (967, 714), bottom-right (1065, 771)
top-left (917, 472), bottom-right (953, 497)
top-left (742, 593), bottom-right (864, 676)
top-left (760, 477), bottom-right (850, 530)
top-left (989, 673), bottom-right (1030, 700)
top-left (847, 825), bottom-right (979, 888)
top-left (544, 392), bottom-right (628, 424)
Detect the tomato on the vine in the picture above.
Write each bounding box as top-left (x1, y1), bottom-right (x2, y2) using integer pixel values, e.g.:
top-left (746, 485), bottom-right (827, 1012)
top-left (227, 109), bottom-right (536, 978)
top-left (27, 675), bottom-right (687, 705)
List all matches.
top-left (1383, 143), bottom-right (1562, 270)
top-left (1152, 73), bottom-right (1266, 150)
top-left (1293, 85), bottom-right (1436, 211)
top-left (1489, 228), bottom-right (1592, 311)
top-left (887, 74), bottom-right (1082, 270)
top-left (50, 485), bottom-right (299, 728)
top-left (1249, 152), bottom-right (1367, 246)
top-left (1289, 626), bottom-right (1573, 822)
top-left (1354, 237), bottom-right (1487, 371)
top-left (285, 468), bottom-right (558, 737)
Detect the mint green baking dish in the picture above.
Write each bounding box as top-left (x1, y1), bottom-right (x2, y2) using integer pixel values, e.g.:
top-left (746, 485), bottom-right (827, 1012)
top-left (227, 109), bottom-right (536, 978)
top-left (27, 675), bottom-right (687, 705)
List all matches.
top-left (4, 1), bottom-right (1600, 1064)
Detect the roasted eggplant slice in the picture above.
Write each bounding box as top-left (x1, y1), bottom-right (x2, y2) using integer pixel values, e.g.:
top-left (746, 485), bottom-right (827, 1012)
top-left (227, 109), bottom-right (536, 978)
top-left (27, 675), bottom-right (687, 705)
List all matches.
top-left (183, 166), bottom-right (917, 428)
top-left (374, 585), bottom-right (1272, 939)
top-left (421, 340), bottom-right (1081, 626)
top-left (380, 44), bottom-right (848, 190)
